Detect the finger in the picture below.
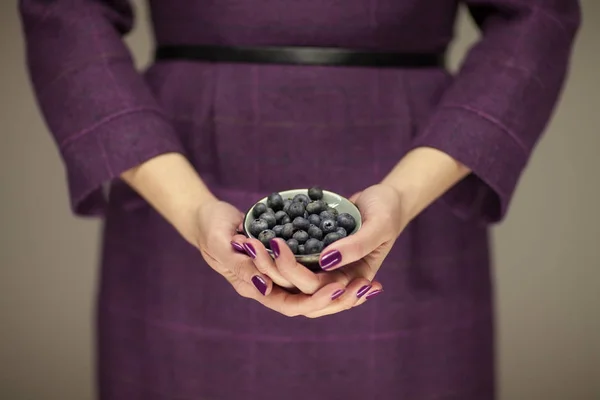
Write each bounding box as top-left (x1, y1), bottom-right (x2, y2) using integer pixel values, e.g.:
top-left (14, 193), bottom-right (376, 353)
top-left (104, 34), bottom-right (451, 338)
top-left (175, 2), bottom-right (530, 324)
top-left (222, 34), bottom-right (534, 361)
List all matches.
top-left (359, 287), bottom-right (384, 305)
top-left (206, 223), bottom-right (274, 298)
top-left (318, 218), bottom-right (385, 271)
top-left (348, 191), bottom-right (361, 203)
top-left (270, 238), bottom-right (346, 295)
top-left (236, 222), bottom-right (244, 234)
top-left (215, 232), bottom-right (275, 296)
top-left (306, 278), bottom-right (383, 318)
top-left (351, 279), bottom-right (384, 308)
top-left (304, 277), bottom-right (374, 318)
top-left (231, 234), bottom-right (248, 254)
top-left (242, 238), bottom-right (296, 290)
top-left (224, 253), bottom-right (275, 297)
top-left (256, 281), bottom-right (347, 318)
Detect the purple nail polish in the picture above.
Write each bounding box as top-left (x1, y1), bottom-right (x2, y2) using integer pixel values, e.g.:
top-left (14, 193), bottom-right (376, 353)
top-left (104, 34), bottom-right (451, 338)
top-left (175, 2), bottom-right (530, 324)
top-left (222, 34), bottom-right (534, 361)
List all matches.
top-left (331, 289), bottom-right (345, 300)
top-left (320, 250), bottom-right (342, 270)
top-left (366, 289), bottom-right (383, 300)
top-left (357, 285), bottom-right (372, 298)
top-left (243, 243), bottom-right (257, 259)
top-left (269, 239), bottom-right (280, 258)
top-left (252, 275), bottom-right (267, 295)
top-left (231, 241), bottom-right (245, 253)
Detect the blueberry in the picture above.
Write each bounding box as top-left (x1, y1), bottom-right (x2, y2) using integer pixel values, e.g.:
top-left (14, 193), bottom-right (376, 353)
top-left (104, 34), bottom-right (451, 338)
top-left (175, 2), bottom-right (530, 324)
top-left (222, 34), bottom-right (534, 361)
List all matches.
top-left (252, 203), bottom-right (267, 218)
top-left (303, 211), bottom-right (309, 219)
top-left (281, 215), bottom-right (292, 225)
top-left (281, 223), bottom-right (295, 240)
top-left (323, 232), bottom-right (343, 247)
top-left (267, 192), bottom-right (284, 211)
top-left (305, 202), bottom-right (319, 215)
top-left (258, 229), bottom-right (276, 248)
top-left (249, 219), bottom-right (269, 237)
top-left (273, 225), bottom-right (284, 237)
top-left (320, 218), bottom-right (337, 234)
top-left (319, 210), bottom-right (335, 221)
top-left (336, 227), bottom-right (347, 238)
top-left (337, 213), bottom-right (356, 233)
top-left (326, 206), bottom-right (338, 217)
top-left (308, 214), bottom-right (321, 226)
top-left (304, 238), bottom-right (324, 254)
top-left (308, 186), bottom-right (324, 201)
top-left (306, 200), bottom-right (326, 215)
top-left (259, 212), bottom-right (277, 229)
top-left (266, 208), bottom-right (276, 215)
top-left (298, 244), bottom-right (306, 255)
top-left (286, 239), bottom-right (299, 254)
top-left (274, 211), bottom-right (288, 224)
top-left (307, 225), bottom-right (323, 240)
top-left (283, 199), bottom-right (293, 213)
top-left (287, 202), bottom-right (305, 219)
top-left (292, 217), bottom-right (310, 231)
top-left (293, 230), bottom-right (309, 244)
top-left (293, 193), bottom-right (310, 206)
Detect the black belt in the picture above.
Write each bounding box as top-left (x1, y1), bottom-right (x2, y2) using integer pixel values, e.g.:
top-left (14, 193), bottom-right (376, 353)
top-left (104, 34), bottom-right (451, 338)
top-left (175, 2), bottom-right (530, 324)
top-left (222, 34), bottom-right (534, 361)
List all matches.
top-left (154, 45), bottom-right (444, 68)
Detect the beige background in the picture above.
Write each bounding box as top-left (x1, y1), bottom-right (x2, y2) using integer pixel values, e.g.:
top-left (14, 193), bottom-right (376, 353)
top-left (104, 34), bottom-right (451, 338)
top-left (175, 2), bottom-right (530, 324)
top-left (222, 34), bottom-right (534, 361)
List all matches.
top-left (1, 1), bottom-right (599, 399)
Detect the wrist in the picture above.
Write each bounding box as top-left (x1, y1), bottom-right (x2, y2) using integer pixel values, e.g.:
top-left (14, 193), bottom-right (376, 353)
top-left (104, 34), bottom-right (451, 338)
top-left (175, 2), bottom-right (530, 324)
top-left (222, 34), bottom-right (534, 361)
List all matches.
top-left (172, 189), bottom-right (218, 247)
top-left (121, 152), bottom-right (218, 245)
top-left (381, 147), bottom-right (470, 222)
top-left (381, 182), bottom-right (421, 224)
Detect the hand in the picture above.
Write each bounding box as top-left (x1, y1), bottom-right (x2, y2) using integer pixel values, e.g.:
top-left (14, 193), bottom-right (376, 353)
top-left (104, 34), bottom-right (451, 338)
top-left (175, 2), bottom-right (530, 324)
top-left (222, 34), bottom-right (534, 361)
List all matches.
top-left (319, 183), bottom-right (407, 273)
top-left (244, 235), bottom-right (384, 318)
top-left (193, 199), bottom-right (349, 317)
top-left (119, 153), bottom-right (356, 317)
top-left (243, 184), bottom-right (404, 318)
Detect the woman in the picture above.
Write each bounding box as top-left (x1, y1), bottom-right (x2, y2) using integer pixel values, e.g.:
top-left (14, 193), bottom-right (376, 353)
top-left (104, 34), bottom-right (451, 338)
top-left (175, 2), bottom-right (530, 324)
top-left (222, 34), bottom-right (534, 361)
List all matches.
top-left (19, 0), bottom-right (580, 399)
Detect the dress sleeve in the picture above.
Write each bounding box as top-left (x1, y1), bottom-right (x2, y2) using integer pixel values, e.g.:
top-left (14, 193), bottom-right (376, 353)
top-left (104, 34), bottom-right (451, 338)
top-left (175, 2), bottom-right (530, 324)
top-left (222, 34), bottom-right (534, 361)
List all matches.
top-left (411, 0), bottom-right (581, 224)
top-left (19, 0), bottom-right (186, 216)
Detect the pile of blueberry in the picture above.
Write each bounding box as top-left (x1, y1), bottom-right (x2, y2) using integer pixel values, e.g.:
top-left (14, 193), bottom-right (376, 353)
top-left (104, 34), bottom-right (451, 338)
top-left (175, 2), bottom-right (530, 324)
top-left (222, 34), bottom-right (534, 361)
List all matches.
top-left (248, 186), bottom-right (357, 255)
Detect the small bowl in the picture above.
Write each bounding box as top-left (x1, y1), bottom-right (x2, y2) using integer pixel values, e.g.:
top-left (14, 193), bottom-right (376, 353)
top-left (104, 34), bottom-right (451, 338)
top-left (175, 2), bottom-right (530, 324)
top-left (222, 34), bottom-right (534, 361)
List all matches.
top-left (243, 189), bottom-right (362, 268)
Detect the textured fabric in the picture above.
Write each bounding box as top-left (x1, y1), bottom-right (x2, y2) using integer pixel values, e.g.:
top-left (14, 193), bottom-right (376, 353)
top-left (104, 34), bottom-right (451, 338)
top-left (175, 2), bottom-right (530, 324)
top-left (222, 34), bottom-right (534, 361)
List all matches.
top-left (19, 0), bottom-right (580, 399)
top-left (412, 0), bottom-right (580, 223)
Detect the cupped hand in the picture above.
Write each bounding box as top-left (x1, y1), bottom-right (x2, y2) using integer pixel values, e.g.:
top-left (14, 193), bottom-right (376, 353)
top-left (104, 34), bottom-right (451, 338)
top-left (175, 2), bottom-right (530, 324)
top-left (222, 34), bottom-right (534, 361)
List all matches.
top-left (193, 199), bottom-right (349, 317)
top-left (245, 235), bottom-right (383, 318)
top-left (243, 184), bottom-right (406, 318)
top-left (318, 183), bottom-right (406, 273)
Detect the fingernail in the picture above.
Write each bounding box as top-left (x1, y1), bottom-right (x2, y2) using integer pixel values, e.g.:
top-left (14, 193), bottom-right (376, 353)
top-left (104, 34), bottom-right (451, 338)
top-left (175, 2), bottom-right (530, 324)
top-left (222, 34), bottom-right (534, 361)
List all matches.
top-left (231, 241), bottom-right (245, 253)
top-left (243, 243), bottom-right (257, 259)
top-left (252, 275), bottom-right (267, 295)
top-left (357, 285), bottom-right (372, 298)
top-left (320, 250), bottom-right (342, 270)
top-left (365, 289), bottom-right (383, 300)
top-left (269, 239), bottom-right (280, 258)
top-left (331, 289), bottom-right (345, 300)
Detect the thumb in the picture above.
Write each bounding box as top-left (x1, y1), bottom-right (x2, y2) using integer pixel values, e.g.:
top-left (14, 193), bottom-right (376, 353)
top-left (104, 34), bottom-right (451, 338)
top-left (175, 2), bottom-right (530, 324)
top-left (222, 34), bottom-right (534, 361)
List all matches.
top-left (348, 191), bottom-right (361, 203)
top-left (318, 218), bottom-right (382, 271)
top-left (236, 221), bottom-right (244, 234)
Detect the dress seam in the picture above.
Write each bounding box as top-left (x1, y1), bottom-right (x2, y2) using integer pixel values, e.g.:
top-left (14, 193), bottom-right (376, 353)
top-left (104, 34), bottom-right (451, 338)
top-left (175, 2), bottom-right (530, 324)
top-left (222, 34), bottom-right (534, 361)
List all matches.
top-left (101, 303), bottom-right (490, 343)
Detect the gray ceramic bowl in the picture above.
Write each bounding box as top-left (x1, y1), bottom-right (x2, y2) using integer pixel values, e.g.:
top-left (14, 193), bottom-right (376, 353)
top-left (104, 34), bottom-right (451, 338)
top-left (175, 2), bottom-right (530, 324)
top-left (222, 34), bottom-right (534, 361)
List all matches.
top-left (243, 189), bottom-right (362, 267)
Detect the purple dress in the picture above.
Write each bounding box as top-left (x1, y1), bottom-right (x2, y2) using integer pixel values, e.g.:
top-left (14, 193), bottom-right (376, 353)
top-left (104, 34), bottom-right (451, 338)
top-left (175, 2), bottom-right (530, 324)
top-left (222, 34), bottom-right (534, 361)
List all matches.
top-left (20, 0), bottom-right (580, 398)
